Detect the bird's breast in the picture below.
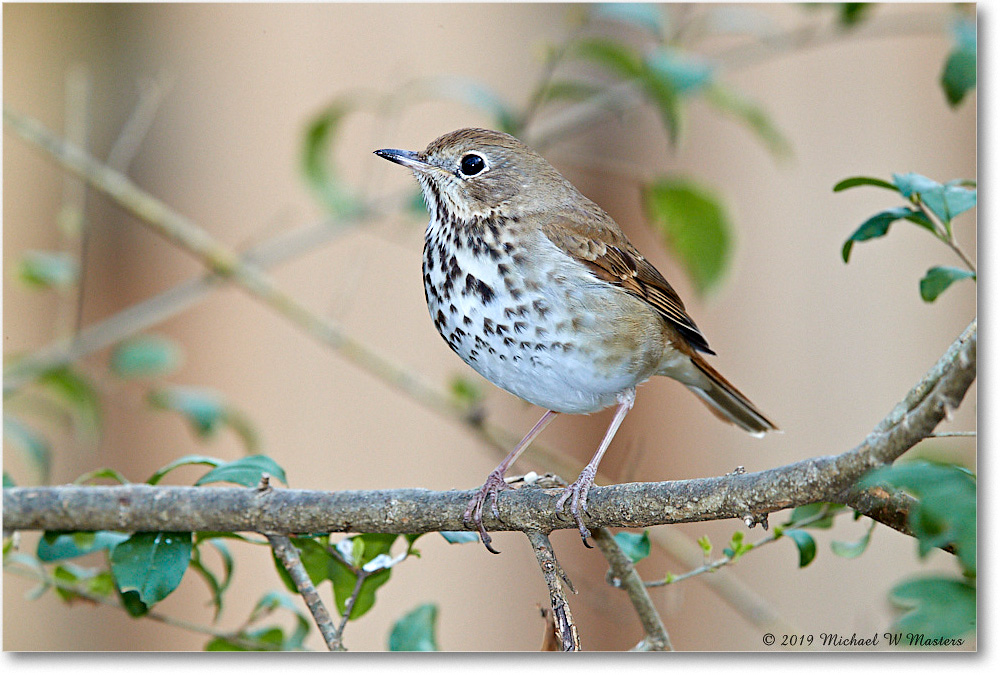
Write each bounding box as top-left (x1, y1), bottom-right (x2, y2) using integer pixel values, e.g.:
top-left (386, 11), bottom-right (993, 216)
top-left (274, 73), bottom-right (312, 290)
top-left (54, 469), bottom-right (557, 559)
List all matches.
top-left (422, 216), bottom-right (669, 414)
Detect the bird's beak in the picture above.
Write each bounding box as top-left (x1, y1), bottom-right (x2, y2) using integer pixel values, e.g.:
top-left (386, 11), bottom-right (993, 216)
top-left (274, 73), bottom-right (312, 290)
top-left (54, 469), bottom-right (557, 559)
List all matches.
top-left (374, 148), bottom-right (434, 173)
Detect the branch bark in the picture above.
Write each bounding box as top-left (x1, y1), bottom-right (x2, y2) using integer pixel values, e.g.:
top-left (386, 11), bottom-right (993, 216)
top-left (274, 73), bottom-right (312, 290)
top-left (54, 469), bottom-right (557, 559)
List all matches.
top-left (2, 104), bottom-right (789, 634)
top-left (3, 318), bottom-right (975, 537)
top-left (525, 531), bottom-right (580, 651)
top-left (591, 528), bottom-right (672, 651)
top-left (266, 534), bottom-right (340, 651)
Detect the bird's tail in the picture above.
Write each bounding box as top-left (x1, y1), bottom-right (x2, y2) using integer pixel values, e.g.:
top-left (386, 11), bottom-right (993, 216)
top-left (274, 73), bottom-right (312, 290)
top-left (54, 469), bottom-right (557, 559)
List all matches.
top-left (684, 353), bottom-right (778, 437)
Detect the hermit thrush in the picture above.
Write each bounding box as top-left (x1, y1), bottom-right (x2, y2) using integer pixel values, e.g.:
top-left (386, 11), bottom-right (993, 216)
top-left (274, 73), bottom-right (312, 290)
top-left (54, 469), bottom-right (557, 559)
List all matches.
top-left (376, 128), bottom-right (777, 553)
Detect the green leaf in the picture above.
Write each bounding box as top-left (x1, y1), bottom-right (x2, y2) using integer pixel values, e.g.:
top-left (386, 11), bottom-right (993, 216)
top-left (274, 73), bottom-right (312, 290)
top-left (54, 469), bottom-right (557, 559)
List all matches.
top-left (919, 266), bottom-right (975, 303)
top-left (404, 533), bottom-right (425, 553)
top-left (329, 534), bottom-right (399, 621)
top-left (272, 536), bottom-right (333, 593)
top-left (572, 38), bottom-right (644, 79)
top-left (439, 531), bottom-right (480, 545)
top-left (85, 570), bottom-right (115, 598)
top-left (302, 100), bottom-right (360, 217)
top-left (838, 3), bottom-right (872, 28)
top-left (110, 532), bottom-right (193, 607)
top-left (696, 535), bottom-right (712, 556)
top-left (901, 210), bottom-right (938, 234)
top-left (194, 531), bottom-right (256, 546)
top-left (117, 587), bottom-right (150, 617)
top-left (890, 577), bottom-right (976, 639)
top-left (53, 564), bottom-right (114, 603)
top-left (214, 592), bottom-right (311, 651)
top-left (941, 18), bottom-right (976, 107)
top-left (38, 531), bottom-right (129, 562)
top-left (191, 538), bottom-right (234, 621)
top-left (833, 176), bottom-right (898, 193)
top-left (644, 178), bottom-right (732, 294)
top-left (860, 462), bottom-right (976, 573)
top-left (37, 366), bottom-right (101, 444)
top-left (3, 415), bottom-right (51, 482)
top-left (148, 386), bottom-right (224, 437)
top-left (195, 454), bottom-right (288, 487)
top-left (644, 48), bottom-right (714, 96)
top-left (614, 530), bottom-right (651, 564)
top-left (841, 206), bottom-right (922, 262)
top-left (388, 603), bottom-right (439, 651)
top-left (785, 530), bottom-right (817, 568)
top-left (892, 172), bottom-right (976, 223)
top-left (786, 503), bottom-right (842, 529)
top-left (704, 84), bottom-right (791, 157)
top-left (408, 188), bottom-right (428, 216)
top-left (204, 627), bottom-right (286, 651)
top-left (592, 3), bottom-right (665, 37)
top-left (146, 455), bottom-right (224, 485)
top-left (537, 80), bottom-right (604, 106)
top-left (149, 386), bottom-right (259, 451)
top-left (892, 172), bottom-right (941, 198)
top-left (932, 184), bottom-right (977, 222)
top-left (110, 335), bottom-right (182, 379)
top-left (17, 250), bottom-right (78, 289)
top-left (73, 467), bottom-right (130, 485)
top-left (645, 83), bottom-right (682, 143)
top-left (831, 521), bottom-right (876, 559)
top-left (723, 531), bottom-right (753, 560)
top-left (449, 376), bottom-right (484, 409)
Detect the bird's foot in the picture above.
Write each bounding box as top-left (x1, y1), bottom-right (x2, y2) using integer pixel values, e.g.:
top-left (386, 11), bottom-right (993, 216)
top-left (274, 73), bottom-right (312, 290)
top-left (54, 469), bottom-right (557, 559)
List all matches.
top-left (554, 468), bottom-right (597, 548)
top-left (464, 469), bottom-right (513, 554)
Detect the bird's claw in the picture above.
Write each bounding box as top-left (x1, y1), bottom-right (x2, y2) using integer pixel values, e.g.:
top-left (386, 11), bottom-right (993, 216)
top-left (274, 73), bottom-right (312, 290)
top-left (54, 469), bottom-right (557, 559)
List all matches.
top-left (555, 478), bottom-right (594, 546)
top-left (464, 470), bottom-right (512, 554)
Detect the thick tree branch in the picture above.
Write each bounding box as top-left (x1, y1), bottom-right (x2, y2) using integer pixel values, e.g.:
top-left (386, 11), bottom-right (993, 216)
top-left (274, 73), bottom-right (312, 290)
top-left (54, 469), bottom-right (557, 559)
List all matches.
top-left (3, 104), bottom-right (787, 634)
top-left (3, 318), bottom-right (975, 536)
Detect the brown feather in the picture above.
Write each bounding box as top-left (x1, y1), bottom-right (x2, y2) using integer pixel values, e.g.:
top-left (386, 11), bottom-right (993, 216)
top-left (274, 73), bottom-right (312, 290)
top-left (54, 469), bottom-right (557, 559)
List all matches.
top-left (686, 351), bottom-right (779, 434)
top-left (539, 211), bottom-right (714, 354)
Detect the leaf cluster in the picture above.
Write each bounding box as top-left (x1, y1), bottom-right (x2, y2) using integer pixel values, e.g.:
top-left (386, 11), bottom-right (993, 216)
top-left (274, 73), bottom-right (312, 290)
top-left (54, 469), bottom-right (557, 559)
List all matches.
top-left (860, 461), bottom-right (976, 640)
top-left (836, 172), bottom-right (976, 301)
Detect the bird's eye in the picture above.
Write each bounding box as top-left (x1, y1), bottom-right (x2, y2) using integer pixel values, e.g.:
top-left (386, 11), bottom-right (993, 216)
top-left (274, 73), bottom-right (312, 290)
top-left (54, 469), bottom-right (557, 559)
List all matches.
top-left (459, 154), bottom-right (486, 177)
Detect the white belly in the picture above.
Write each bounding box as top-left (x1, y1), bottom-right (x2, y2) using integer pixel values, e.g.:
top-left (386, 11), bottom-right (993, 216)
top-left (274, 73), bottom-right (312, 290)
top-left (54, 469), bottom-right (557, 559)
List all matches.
top-left (423, 221), bottom-right (664, 414)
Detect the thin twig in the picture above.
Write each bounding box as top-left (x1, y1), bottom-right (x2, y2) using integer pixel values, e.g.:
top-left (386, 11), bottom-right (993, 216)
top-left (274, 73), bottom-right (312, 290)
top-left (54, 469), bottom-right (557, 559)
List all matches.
top-left (58, 64), bottom-right (90, 339)
top-left (710, 8), bottom-right (949, 72)
top-left (943, 236), bottom-right (978, 275)
top-left (911, 199), bottom-right (977, 275)
top-left (329, 559), bottom-right (373, 653)
top-left (518, 20), bottom-right (588, 134)
top-left (2, 107), bottom-right (464, 425)
top-left (644, 505), bottom-right (838, 588)
top-left (643, 526), bottom-right (798, 636)
top-left (265, 534), bottom-right (339, 651)
top-left (591, 528), bottom-right (672, 651)
top-left (525, 531), bottom-right (580, 651)
top-left (107, 74), bottom-right (173, 172)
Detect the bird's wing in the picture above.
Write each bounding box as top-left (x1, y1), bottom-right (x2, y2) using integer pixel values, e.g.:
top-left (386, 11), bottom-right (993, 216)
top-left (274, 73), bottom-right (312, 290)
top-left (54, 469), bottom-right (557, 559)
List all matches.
top-left (541, 213), bottom-right (714, 354)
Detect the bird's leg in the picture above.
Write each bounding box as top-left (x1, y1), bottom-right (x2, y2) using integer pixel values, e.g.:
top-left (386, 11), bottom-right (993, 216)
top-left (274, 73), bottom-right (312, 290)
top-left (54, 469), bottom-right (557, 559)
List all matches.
top-left (465, 409), bottom-right (559, 553)
top-left (555, 388), bottom-right (636, 546)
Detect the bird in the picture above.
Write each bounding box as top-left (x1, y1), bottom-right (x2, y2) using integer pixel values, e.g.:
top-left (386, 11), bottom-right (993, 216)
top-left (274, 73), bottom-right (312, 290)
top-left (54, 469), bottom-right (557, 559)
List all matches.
top-left (375, 128), bottom-right (777, 553)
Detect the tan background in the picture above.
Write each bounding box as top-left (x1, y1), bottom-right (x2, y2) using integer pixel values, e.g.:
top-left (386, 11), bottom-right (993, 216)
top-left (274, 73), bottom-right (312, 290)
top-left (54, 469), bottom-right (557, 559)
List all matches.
top-left (3, 3), bottom-right (976, 651)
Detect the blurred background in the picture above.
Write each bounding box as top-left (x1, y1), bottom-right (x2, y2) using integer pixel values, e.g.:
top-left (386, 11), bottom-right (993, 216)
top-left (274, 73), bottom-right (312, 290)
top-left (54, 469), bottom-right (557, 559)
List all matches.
top-left (4, 3), bottom-right (976, 651)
